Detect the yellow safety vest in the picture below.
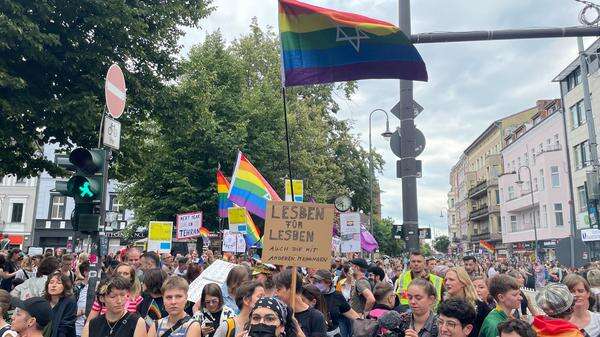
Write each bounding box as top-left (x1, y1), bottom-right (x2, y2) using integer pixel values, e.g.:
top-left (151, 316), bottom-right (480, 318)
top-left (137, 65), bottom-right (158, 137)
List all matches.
top-left (394, 271), bottom-right (443, 306)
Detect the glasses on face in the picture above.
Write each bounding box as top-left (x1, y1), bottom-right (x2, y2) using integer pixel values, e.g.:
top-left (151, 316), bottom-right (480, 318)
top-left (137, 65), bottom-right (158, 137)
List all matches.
top-left (250, 313), bottom-right (280, 325)
top-left (204, 299), bottom-right (220, 306)
top-left (437, 318), bottom-right (459, 330)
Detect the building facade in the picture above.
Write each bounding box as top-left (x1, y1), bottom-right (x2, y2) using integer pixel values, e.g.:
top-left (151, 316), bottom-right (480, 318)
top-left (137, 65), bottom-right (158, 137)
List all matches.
top-left (498, 101), bottom-right (570, 261)
top-left (0, 175), bottom-right (38, 248)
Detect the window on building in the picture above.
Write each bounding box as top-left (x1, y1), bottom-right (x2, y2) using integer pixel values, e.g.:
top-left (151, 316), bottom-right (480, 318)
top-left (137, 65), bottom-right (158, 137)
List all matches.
top-left (551, 166), bottom-right (560, 187)
top-left (495, 190), bottom-right (500, 205)
top-left (109, 195), bottom-right (124, 220)
top-left (10, 203), bottom-right (23, 223)
top-left (524, 153), bottom-right (529, 165)
top-left (533, 178), bottom-right (538, 191)
top-left (542, 205), bottom-right (548, 228)
top-left (554, 134), bottom-right (560, 149)
top-left (574, 140), bottom-right (591, 169)
top-left (539, 169), bottom-right (545, 191)
top-left (508, 186), bottom-right (515, 200)
top-left (50, 195), bottom-right (66, 219)
top-left (578, 185), bottom-right (588, 213)
top-left (570, 100), bottom-right (586, 128)
top-left (539, 143), bottom-right (543, 153)
top-left (554, 203), bottom-right (564, 226)
top-left (567, 66), bottom-right (582, 91)
top-left (510, 215), bottom-right (517, 232)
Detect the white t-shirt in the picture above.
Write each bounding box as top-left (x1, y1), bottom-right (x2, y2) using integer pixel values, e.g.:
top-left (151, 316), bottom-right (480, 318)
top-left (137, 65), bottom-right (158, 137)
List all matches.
top-left (584, 311), bottom-right (600, 337)
top-left (75, 284), bottom-right (88, 337)
top-left (0, 324), bottom-right (16, 337)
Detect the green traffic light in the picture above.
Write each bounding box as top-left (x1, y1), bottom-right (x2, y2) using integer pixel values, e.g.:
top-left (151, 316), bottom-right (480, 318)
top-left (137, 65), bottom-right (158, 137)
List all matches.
top-left (79, 182), bottom-right (94, 198)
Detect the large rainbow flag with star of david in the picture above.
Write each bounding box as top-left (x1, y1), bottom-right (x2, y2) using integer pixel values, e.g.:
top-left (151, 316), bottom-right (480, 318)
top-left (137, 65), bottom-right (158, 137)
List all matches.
top-left (278, 0), bottom-right (428, 87)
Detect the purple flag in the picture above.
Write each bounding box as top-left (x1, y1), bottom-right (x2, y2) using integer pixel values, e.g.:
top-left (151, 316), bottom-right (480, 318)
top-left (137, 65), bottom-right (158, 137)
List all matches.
top-left (360, 225), bottom-right (379, 253)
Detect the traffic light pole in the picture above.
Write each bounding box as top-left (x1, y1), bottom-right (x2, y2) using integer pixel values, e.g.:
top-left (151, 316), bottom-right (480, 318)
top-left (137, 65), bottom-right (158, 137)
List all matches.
top-left (395, 0), bottom-right (600, 259)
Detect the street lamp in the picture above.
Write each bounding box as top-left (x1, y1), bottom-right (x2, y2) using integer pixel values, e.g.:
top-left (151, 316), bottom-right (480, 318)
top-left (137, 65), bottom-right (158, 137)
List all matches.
top-left (369, 109), bottom-right (392, 258)
top-left (512, 165), bottom-right (540, 262)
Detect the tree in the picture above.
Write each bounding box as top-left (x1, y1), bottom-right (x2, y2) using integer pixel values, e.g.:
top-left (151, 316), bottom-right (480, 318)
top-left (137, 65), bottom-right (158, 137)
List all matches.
top-left (421, 242), bottom-right (432, 257)
top-left (433, 235), bottom-right (451, 254)
top-left (0, 0), bottom-right (213, 178)
top-left (373, 218), bottom-right (404, 257)
top-left (120, 22), bottom-right (383, 231)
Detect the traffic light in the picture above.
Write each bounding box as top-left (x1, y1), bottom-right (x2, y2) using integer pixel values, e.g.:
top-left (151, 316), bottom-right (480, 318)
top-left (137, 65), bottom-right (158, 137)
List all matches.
top-left (55, 148), bottom-right (106, 232)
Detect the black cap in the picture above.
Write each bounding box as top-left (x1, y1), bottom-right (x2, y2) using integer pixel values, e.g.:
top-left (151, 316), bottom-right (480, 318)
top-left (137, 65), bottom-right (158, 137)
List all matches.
top-left (350, 258), bottom-right (369, 270)
top-left (11, 297), bottom-right (51, 327)
top-left (368, 266), bottom-right (386, 280)
top-left (313, 269), bottom-right (333, 282)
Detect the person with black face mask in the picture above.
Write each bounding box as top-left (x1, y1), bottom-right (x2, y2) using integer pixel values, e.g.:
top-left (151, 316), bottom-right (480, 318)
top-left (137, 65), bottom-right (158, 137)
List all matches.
top-left (247, 297), bottom-right (298, 337)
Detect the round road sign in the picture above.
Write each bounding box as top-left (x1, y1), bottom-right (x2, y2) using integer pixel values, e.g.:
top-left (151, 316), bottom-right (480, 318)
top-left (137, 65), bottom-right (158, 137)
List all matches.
top-left (105, 64), bottom-right (126, 118)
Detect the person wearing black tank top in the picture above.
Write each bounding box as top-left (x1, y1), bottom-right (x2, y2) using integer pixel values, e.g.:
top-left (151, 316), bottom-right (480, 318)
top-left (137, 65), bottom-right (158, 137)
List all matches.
top-left (82, 276), bottom-right (147, 337)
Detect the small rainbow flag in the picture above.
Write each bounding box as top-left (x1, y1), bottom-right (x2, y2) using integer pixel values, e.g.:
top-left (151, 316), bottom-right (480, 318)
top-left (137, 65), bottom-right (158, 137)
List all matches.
top-left (199, 227), bottom-right (210, 237)
top-left (217, 170), bottom-right (235, 218)
top-left (244, 209), bottom-right (261, 247)
top-left (479, 240), bottom-right (495, 254)
top-left (228, 151), bottom-right (281, 219)
top-left (278, 0), bottom-right (427, 87)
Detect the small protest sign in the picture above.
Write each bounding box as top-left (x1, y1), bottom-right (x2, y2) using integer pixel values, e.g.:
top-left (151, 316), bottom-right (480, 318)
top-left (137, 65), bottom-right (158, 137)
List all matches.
top-left (228, 207), bottom-right (247, 233)
top-left (222, 230), bottom-right (246, 253)
top-left (148, 221), bottom-right (173, 253)
top-left (176, 211), bottom-right (203, 239)
top-left (262, 201), bottom-right (334, 269)
top-left (187, 259), bottom-right (236, 303)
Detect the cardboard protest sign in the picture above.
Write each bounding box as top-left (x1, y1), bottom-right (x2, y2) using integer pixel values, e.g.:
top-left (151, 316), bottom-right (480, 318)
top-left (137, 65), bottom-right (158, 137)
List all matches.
top-left (176, 211), bottom-right (203, 239)
top-left (262, 201), bottom-right (334, 269)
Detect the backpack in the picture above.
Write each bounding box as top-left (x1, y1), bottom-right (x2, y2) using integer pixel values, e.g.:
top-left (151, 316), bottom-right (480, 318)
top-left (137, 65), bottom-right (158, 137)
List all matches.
top-left (351, 318), bottom-right (379, 337)
top-left (225, 318), bottom-right (236, 337)
top-left (73, 283), bottom-right (85, 303)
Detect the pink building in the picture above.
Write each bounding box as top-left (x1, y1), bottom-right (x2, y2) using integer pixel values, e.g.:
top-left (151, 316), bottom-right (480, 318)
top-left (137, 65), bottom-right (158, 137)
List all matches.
top-left (498, 102), bottom-right (571, 260)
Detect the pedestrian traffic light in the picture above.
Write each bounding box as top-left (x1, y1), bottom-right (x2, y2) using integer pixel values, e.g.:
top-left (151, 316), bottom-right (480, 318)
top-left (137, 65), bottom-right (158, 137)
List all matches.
top-left (55, 148), bottom-right (106, 233)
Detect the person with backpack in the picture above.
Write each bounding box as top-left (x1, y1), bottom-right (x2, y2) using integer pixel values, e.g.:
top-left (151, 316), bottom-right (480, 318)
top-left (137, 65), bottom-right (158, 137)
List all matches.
top-left (74, 262), bottom-right (90, 337)
top-left (214, 281), bottom-right (265, 337)
top-left (82, 276), bottom-right (147, 337)
top-left (192, 283), bottom-right (236, 337)
top-left (349, 258), bottom-right (376, 317)
top-left (148, 276), bottom-right (200, 337)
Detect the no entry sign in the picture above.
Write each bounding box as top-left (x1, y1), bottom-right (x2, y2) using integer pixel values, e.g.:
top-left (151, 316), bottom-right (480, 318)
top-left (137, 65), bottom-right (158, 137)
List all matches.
top-left (105, 64), bottom-right (126, 118)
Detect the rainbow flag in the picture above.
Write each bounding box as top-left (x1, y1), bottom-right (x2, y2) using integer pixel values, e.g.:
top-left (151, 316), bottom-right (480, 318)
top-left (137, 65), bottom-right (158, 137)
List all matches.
top-left (199, 227), bottom-right (210, 237)
top-left (278, 0), bottom-right (427, 87)
top-left (244, 209), bottom-right (261, 247)
top-left (217, 170), bottom-right (235, 218)
top-left (479, 240), bottom-right (495, 254)
top-left (228, 151), bottom-right (281, 219)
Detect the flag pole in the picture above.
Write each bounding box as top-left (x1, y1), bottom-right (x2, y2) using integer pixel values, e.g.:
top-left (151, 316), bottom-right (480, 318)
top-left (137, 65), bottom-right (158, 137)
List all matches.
top-left (281, 87), bottom-right (295, 199)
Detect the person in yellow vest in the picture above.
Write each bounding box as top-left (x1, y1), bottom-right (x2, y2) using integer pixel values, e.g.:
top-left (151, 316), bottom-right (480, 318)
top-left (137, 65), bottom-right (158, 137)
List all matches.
top-left (394, 251), bottom-right (443, 311)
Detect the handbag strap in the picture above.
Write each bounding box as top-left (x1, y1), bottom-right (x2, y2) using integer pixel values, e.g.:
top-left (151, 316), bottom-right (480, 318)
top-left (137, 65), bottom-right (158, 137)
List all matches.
top-left (160, 316), bottom-right (191, 337)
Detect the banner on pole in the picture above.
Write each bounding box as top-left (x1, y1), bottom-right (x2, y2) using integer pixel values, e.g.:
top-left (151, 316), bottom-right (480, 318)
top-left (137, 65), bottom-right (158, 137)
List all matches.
top-left (148, 221), bottom-right (173, 253)
top-left (262, 201), bottom-right (334, 269)
top-left (176, 211), bottom-right (203, 239)
top-left (284, 179), bottom-right (304, 202)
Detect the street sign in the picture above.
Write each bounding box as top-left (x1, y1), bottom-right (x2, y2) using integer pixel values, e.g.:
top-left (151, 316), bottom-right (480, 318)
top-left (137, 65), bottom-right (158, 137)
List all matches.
top-left (105, 64), bottom-right (126, 119)
top-left (390, 128), bottom-right (426, 158)
top-left (418, 228), bottom-right (432, 239)
top-left (391, 99), bottom-right (424, 119)
top-left (103, 116), bottom-right (121, 150)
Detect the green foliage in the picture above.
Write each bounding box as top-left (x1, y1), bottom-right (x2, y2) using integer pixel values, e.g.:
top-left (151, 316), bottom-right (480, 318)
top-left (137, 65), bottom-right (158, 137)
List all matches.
top-left (373, 218), bottom-right (404, 257)
top-left (421, 242), bottom-right (432, 257)
top-left (0, 0), bottom-right (213, 178)
top-left (120, 21), bottom-right (384, 230)
top-left (433, 235), bottom-right (450, 253)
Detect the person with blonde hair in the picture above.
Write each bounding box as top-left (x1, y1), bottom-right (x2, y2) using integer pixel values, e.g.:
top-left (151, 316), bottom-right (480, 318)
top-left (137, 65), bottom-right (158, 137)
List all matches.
top-left (564, 273), bottom-right (600, 337)
top-left (15, 256), bottom-right (35, 281)
top-left (444, 267), bottom-right (490, 337)
top-left (587, 268), bottom-right (600, 312)
top-left (148, 276), bottom-right (200, 337)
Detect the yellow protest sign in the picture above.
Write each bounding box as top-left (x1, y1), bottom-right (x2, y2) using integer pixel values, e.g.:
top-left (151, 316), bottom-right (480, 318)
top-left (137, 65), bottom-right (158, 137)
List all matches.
top-left (284, 179), bottom-right (304, 202)
top-left (228, 207), bottom-right (247, 225)
top-left (148, 221), bottom-right (173, 253)
top-left (262, 201), bottom-right (334, 269)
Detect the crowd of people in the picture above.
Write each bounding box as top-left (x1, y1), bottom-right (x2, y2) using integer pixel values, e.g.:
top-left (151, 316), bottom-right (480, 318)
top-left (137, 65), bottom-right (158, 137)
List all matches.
top-left (0, 246), bottom-right (596, 337)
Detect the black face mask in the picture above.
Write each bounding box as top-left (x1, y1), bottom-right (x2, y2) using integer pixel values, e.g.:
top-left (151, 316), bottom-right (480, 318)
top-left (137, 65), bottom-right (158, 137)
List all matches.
top-left (249, 323), bottom-right (277, 337)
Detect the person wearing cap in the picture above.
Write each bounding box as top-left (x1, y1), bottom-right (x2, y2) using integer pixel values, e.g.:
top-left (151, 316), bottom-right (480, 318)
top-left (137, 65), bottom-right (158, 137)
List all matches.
top-left (532, 283), bottom-right (585, 337)
top-left (349, 258), bottom-right (376, 317)
top-left (394, 251), bottom-right (443, 311)
top-left (367, 266), bottom-right (386, 285)
top-left (312, 270), bottom-right (358, 337)
top-left (253, 264), bottom-right (275, 297)
top-left (11, 297), bottom-right (51, 337)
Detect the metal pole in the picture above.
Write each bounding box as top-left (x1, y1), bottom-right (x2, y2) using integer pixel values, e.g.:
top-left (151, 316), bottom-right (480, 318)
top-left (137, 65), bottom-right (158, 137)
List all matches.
top-left (522, 166), bottom-right (539, 262)
top-left (368, 109), bottom-right (390, 259)
top-left (411, 26), bottom-right (600, 44)
top-left (399, 0), bottom-right (419, 252)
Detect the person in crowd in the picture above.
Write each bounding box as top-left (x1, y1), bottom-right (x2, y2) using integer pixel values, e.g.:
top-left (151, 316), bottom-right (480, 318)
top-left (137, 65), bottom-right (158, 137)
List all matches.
top-left (61, 255), bottom-right (75, 283)
top-left (301, 285), bottom-right (332, 334)
top-left (186, 262), bottom-right (202, 284)
top-left (367, 282), bottom-right (395, 320)
top-left (74, 253), bottom-right (89, 281)
top-left (252, 264), bottom-right (274, 288)
top-left (479, 275), bottom-right (522, 337)
top-left (173, 257), bottom-right (188, 277)
top-left (161, 254), bottom-right (175, 275)
top-left (506, 270), bottom-right (538, 316)
top-left (274, 269), bottom-right (326, 337)
top-left (189, 250), bottom-right (200, 264)
top-left (335, 264), bottom-right (353, 301)
top-left (11, 297), bottom-right (51, 337)
top-left (437, 298), bottom-right (477, 337)
top-left (311, 269), bottom-right (358, 337)
top-left (471, 276), bottom-right (495, 309)
top-left (532, 283), bottom-right (585, 337)
top-left (12, 256), bottom-right (60, 300)
top-left (214, 281), bottom-right (265, 337)
top-left (83, 276), bottom-right (146, 337)
top-left (462, 256), bottom-right (479, 278)
top-left (394, 251), bottom-right (443, 311)
top-left (220, 266), bottom-right (249, 314)
top-left (138, 268), bottom-right (169, 325)
top-left (192, 283), bottom-right (236, 337)
top-left (0, 290), bottom-right (16, 337)
top-left (426, 257), bottom-right (437, 274)
top-left (1, 248), bottom-right (21, 291)
top-left (74, 262), bottom-right (90, 337)
top-left (587, 268), bottom-right (600, 312)
top-left (141, 252), bottom-right (161, 274)
top-left (395, 278), bottom-right (439, 337)
top-left (497, 319), bottom-right (537, 337)
top-left (148, 276), bottom-right (200, 337)
top-left (126, 247), bottom-right (143, 278)
top-left (563, 273), bottom-right (600, 337)
top-left (246, 297), bottom-right (298, 337)
top-left (444, 267), bottom-right (490, 337)
top-left (15, 256), bottom-right (35, 282)
top-left (44, 270), bottom-right (77, 337)
top-left (533, 263), bottom-right (548, 290)
top-left (348, 258), bottom-right (376, 316)
top-left (367, 266), bottom-right (386, 286)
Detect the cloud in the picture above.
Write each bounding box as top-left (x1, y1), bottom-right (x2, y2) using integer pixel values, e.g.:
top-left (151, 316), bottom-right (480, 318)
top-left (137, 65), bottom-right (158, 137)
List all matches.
top-left (181, 0), bottom-right (593, 236)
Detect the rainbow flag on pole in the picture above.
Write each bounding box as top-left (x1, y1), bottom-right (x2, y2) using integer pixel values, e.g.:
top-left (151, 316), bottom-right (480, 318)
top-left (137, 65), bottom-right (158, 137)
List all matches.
top-left (217, 170), bottom-right (235, 218)
top-left (479, 240), bottom-right (495, 254)
top-left (228, 152), bottom-right (281, 219)
top-left (243, 209), bottom-right (261, 247)
top-left (278, 0), bottom-right (427, 87)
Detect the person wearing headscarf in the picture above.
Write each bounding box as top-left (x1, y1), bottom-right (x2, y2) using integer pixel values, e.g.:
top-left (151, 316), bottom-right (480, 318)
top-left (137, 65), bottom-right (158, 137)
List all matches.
top-left (247, 297), bottom-right (298, 337)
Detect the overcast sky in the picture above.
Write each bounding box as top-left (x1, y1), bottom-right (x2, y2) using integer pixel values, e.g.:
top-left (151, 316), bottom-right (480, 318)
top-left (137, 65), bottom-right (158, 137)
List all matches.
top-left (179, 0), bottom-right (596, 237)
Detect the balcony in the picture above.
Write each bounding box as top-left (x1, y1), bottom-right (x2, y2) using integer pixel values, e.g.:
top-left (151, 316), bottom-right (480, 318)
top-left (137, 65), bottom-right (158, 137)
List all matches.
top-left (469, 204), bottom-right (489, 221)
top-left (468, 181), bottom-right (487, 200)
top-left (471, 231), bottom-right (491, 242)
